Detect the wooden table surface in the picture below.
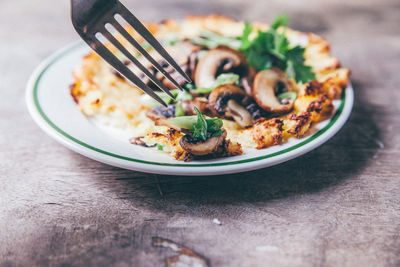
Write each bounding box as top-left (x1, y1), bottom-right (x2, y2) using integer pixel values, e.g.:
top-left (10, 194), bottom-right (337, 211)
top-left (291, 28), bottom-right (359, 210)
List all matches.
top-left (1, 0), bottom-right (400, 266)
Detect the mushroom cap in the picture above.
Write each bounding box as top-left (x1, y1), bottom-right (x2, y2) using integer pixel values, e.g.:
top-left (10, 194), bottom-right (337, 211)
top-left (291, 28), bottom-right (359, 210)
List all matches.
top-left (194, 47), bottom-right (243, 88)
top-left (252, 68), bottom-right (295, 113)
top-left (208, 84), bottom-right (246, 115)
top-left (208, 84), bottom-right (253, 128)
top-left (179, 130), bottom-right (227, 156)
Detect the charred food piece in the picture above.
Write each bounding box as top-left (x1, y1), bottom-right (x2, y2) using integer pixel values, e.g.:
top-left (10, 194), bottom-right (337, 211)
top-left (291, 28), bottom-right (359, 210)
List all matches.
top-left (180, 130), bottom-right (227, 156)
top-left (252, 68), bottom-right (295, 113)
top-left (208, 84), bottom-right (253, 128)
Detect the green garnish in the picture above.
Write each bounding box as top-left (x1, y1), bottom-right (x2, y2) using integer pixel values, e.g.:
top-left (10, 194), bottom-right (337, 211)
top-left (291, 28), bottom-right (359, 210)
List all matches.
top-left (193, 73), bottom-right (240, 94)
top-left (190, 30), bottom-right (241, 50)
top-left (175, 102), bottom-right (185, 117)
top-left (277, 91), bottom-right (297, 102)
top-left (192, 107), bottom-right (208, 140)
top-left (166, 108), bottom-right (224, 141)
top-left (192, 107), bottom-right (223, 141)
top-left (141, 89), bottom-right (192, 107)
top-left (239, 15), bottom-right (315, 83)
top-left (157, 144), bottom-right (164, 151)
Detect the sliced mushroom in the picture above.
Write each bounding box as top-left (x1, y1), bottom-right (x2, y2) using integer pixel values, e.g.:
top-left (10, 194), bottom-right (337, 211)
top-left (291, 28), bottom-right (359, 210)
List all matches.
top-left (159, 42), bottom-right (202, 88)
top-left (130, 41), bottom-right (201, 88)
top-left (208, 84), bottom-right (253, 128)
top-left (194, 47), bottom-right (243, 88)
top-left (180, 130), bottom-right (227, 156)
top-left (252, 68), bottom-right (295, 113)
top-left (240, 67), bottom-right (256, 96)
top-left (226, 99), bottom-right (253, 128)
top-left (146, 104), bottom-right (176, 121)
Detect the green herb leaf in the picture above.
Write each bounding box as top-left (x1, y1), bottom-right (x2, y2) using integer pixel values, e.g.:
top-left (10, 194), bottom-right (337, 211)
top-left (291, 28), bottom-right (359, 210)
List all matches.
top-left (270, 14), bottom-right (289, 29)
top-left (166, 109), bottom-right (224, 141)
top-left (239, 15), bottom-right (315, 83)
top-left (285, 46), bottom-right (316, 83)
top-left (192, 107), bottom-right (208, 141)
top-left (239, 22), bottom-right (253, 50)
top-left (157, 144), bottom-right (164, 151)
top-left (207, 118), bottom-right (223, 133)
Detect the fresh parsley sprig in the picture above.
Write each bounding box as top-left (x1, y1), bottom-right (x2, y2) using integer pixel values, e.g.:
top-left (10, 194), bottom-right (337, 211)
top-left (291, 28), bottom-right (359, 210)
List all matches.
top-left (239, 15), bottom-right (315, 83)
top-left (192, 107), bottom-right (223, 141)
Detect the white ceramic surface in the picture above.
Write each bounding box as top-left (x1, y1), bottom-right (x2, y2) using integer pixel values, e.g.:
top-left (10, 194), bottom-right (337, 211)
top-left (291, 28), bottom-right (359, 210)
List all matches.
top-left (26, 42), bottom-right (354, 176)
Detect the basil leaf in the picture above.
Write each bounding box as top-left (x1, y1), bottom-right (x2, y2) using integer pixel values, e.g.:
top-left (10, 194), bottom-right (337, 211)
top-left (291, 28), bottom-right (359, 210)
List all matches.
top-left (192, 107), bottom-right (208, 141)
top-left (207, 118), bottom-right (223, 133)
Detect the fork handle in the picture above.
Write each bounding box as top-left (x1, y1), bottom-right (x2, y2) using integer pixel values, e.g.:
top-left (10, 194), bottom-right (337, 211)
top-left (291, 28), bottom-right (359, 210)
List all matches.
top-left (71, 0), bottom-right (117, 29)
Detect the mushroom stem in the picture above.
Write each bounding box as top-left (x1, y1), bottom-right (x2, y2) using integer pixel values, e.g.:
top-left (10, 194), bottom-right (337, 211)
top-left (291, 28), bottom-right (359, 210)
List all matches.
top-left (226, 99), bottom-right (253, 128)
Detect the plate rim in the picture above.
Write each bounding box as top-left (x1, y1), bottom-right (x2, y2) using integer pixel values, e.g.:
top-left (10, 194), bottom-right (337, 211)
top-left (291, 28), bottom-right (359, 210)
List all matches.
top-left (26, 42), bottom-right (354, 175)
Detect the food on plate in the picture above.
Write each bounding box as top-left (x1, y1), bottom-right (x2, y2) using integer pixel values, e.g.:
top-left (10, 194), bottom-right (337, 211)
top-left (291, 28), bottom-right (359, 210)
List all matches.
top-left (70, 14), bottom-right (350, 161)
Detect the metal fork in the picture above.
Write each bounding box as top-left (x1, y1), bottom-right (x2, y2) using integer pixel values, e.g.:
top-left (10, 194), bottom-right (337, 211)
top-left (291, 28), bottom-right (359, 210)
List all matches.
top-left (71, 0), bottom-right (191, 106)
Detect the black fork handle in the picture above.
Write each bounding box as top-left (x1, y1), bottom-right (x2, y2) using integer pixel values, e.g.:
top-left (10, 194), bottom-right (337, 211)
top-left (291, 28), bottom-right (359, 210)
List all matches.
top-left (71, 0), bottom-right (117, 31)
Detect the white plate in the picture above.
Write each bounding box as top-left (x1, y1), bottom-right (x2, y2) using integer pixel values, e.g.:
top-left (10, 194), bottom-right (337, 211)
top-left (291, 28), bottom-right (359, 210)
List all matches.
top-left (26, 42), bottom-right (354, 176)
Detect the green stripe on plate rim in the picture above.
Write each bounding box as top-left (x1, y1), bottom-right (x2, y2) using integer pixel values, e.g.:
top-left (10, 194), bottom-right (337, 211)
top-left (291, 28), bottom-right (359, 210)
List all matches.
top-left (33, 42), bottom-right (346, 167)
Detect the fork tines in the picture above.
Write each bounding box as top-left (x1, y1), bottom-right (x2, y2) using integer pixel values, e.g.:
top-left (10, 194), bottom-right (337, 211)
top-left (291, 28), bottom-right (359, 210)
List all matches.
top-left (72, 0), bottom-right (191, 106)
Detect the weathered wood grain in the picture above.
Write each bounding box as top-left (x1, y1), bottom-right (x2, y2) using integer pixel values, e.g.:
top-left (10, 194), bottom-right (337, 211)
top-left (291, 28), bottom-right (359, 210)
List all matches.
top-left (1, 0), bottom-right (400, 266)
